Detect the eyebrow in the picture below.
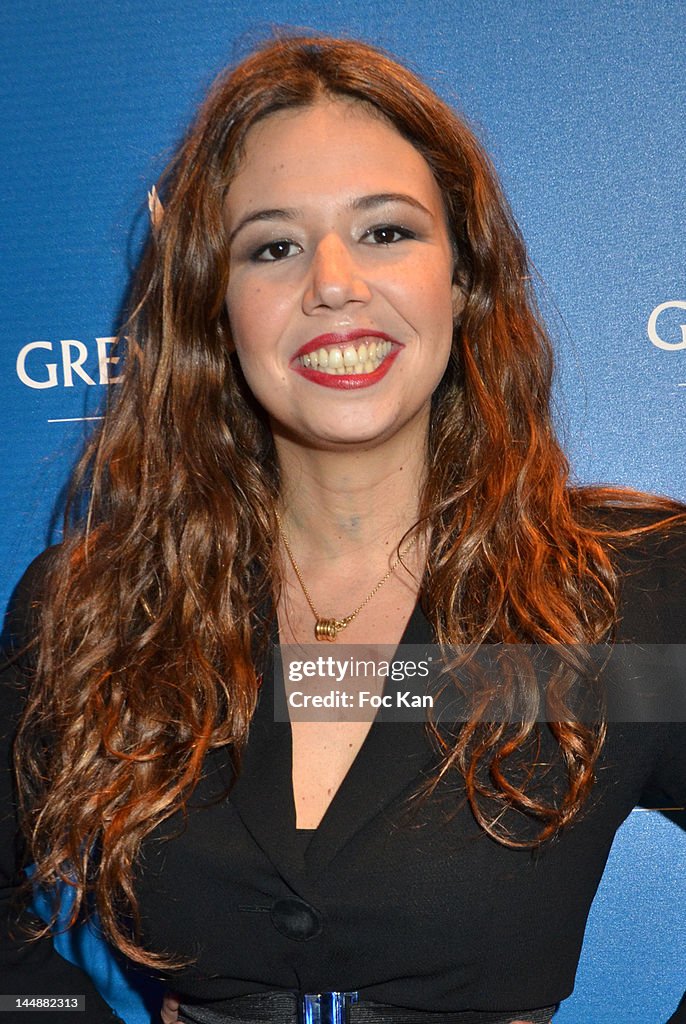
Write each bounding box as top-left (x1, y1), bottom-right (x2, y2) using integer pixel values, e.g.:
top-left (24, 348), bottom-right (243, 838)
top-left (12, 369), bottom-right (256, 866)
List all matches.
top-left (227, 192), bottom-right (434, 245)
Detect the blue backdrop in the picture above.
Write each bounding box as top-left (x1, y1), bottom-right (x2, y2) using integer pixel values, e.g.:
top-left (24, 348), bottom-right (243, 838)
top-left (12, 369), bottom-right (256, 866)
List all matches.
top-left (2, 2), bottom-right (684, 1021)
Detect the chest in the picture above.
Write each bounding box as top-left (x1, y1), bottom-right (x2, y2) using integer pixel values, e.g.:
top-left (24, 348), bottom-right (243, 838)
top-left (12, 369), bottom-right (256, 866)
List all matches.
top-left (278, 580), bottom-right (420, 828)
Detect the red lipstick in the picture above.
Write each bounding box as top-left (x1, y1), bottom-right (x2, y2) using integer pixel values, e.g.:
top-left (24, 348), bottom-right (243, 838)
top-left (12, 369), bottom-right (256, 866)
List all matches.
top-left (290, 331), bottom-right (401, 390)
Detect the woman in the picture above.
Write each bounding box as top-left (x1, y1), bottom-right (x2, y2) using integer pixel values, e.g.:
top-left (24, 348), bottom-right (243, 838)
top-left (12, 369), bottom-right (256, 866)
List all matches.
top-left (1, 34), bottom-right (684, 1024)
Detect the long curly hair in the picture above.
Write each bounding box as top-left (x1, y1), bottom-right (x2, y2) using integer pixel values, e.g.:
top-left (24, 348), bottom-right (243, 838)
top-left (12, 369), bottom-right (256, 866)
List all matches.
top-left (14, 34), bottom-right (685, 966)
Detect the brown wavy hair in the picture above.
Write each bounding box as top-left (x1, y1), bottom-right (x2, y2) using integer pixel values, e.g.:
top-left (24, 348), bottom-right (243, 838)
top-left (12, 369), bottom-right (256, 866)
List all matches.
top-left (14, 34), bottom-right (685, 966)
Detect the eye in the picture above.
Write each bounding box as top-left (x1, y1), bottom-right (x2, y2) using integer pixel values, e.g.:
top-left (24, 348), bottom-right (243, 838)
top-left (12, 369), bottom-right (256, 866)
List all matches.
top-left (251, 239), bottom-right (302, 262)
top-left (361, 225), bottom-right (417, 246)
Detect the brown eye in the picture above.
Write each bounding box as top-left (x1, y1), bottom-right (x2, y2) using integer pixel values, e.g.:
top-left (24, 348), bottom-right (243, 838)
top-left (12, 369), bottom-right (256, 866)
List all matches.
top-left (252, 240), bottom-right (301, 262)
top-left (363, 225), bottom-right (415, 245)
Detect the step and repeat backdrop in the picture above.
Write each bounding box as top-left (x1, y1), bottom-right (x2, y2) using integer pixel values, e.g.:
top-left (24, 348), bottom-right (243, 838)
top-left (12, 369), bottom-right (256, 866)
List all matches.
top-left (2, 2), bottom-right (685, 1021)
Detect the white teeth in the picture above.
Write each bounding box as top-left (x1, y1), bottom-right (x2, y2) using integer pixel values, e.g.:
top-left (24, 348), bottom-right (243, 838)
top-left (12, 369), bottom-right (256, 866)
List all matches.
top-left (297, 338), bottom-right (394, 375)
top-left (343, 345), bottom-right (358, 368)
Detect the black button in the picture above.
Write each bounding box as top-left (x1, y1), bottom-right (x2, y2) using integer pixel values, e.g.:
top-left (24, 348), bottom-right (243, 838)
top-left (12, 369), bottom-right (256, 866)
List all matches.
top-left (270, 896), bottom-right (323, 940)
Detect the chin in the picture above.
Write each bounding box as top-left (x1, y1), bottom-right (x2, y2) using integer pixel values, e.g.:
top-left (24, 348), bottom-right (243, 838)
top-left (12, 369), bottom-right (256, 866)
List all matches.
top-left (309, 425), bottom-right (406, 451)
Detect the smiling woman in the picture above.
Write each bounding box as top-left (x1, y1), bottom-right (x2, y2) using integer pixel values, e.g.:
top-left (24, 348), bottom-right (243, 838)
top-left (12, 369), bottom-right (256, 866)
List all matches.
top-left (1, 33), bottom-right (685, 1024)
top-left (224, 99), bottom-right (458, 452)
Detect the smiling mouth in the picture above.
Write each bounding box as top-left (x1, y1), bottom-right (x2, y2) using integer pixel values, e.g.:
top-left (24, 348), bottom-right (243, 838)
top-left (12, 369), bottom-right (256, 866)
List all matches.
top-left (296, 338), bottom-right (394, 376)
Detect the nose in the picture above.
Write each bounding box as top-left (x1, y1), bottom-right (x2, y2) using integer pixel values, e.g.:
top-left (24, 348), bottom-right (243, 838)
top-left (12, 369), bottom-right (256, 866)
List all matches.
top-left (302, 234), bottom-right (372, 314)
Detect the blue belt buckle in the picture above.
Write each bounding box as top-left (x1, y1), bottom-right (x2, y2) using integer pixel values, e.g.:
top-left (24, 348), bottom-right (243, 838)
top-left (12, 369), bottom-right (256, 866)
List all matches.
top-left (299, 991), bottom-right (359, 1024)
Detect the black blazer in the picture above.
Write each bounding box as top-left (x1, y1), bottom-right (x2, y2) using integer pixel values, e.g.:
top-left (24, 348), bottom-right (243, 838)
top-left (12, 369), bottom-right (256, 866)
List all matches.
top-left (1, 524), bottom-right (685, 1023)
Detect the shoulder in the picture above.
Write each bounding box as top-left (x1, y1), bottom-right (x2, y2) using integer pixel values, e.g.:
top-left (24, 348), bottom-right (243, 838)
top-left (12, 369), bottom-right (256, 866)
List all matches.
top-left (593, 506), bottom-right (686, 643)
top-left (579, 505), bottom-right (686, 803)
top-left (581, 505), bottom-right (686, 643)
top-left (2, 546), bottom-right (61, 656)
top-left (1, 547), bottom-right (61, 710)
top-left (0, 552), bottom-right (61, 805)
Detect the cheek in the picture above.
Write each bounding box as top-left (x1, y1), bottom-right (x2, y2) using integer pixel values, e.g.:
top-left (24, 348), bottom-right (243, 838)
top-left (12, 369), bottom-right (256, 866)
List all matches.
top-left (226, 280), bottom-right (292, 361)
top-left (405, 277), bottom-right (456, 344)
top-left (390, 256), bottom-right (455, 328)
top-left (225, 293), bottom-right (264, 363)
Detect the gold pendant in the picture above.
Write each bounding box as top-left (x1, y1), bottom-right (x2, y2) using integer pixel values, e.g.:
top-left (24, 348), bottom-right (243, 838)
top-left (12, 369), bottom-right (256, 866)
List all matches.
top-left (314, 618), bottom-right (340, 642)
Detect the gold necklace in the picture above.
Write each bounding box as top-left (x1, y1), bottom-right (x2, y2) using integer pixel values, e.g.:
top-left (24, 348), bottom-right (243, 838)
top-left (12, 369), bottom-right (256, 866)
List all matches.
top-left (274, 509), bottom-right (418, 642)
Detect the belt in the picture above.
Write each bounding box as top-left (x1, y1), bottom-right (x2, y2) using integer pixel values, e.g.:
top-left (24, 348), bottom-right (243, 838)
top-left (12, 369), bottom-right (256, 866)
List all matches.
top-left (178, 992), bottom-right (557, 1024)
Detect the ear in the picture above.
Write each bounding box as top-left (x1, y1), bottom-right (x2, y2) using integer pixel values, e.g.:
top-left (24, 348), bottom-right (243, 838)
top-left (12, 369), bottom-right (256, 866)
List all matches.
top-left (451, 281), bottom-right (466, 323)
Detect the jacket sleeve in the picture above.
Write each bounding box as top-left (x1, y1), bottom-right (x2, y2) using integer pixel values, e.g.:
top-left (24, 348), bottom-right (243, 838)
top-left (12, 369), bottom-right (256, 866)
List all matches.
top-left (0, 551), bottom-right (125, 1023)
top-left (608, 514), bottom-right (686, 809)
top-left (667, 990), bottom-right (686, 1024)
top-left (636, 522), bottom-right (686, 810)
top-left (619, 521), bottom-right (686, 1024)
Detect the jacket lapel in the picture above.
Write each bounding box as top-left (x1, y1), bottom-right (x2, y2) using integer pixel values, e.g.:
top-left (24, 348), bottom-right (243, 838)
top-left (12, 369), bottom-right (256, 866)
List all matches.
top-left (305, 600), bottom-right (439, 869)
top-left (229, 599), bottom-right (438, 882)
top-left (228, 635), bottom-right (303, 881)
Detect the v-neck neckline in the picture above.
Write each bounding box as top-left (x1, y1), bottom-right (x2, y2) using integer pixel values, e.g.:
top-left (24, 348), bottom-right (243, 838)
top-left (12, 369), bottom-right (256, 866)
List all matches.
top-left (228, 598), bottom-right (439, 881)
top-left (282, 597), bottom-right (431, 830)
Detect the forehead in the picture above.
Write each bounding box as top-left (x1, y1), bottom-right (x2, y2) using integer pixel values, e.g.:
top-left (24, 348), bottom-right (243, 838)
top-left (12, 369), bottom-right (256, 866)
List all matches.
top-left (224, 98), bottom-right (444, 218)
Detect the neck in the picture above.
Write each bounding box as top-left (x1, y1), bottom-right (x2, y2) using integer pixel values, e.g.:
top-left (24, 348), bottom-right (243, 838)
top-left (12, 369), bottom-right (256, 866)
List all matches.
top-left (274, 429), bottom-right (428, 565)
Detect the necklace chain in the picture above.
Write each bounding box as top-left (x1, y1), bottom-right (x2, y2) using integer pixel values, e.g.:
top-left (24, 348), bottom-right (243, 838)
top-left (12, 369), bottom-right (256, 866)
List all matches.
top-left (274, 509), bottom-right (417, 641)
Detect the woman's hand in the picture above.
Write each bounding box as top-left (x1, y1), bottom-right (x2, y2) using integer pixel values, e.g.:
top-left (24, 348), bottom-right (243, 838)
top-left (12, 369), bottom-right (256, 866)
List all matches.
top-left (161, 992), bottom-right (183, 1024)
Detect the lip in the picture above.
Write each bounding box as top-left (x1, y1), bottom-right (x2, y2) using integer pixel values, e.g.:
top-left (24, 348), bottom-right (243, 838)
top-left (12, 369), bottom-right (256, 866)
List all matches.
top-left (290, 330), bottom-right (402, 390)
top-left (291, 329), bottom-right (400, 361)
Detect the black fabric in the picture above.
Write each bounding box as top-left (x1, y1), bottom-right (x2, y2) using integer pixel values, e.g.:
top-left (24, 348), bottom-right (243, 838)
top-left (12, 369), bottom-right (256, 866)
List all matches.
top-left (293, 830), bottom-right (316, 858)
top-left (1, 519), bottom-right (685, 1023)
top-left (0, 549), bottom-right (123, 1023)
top-left (177, 992), bottom-right (556, 1024)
